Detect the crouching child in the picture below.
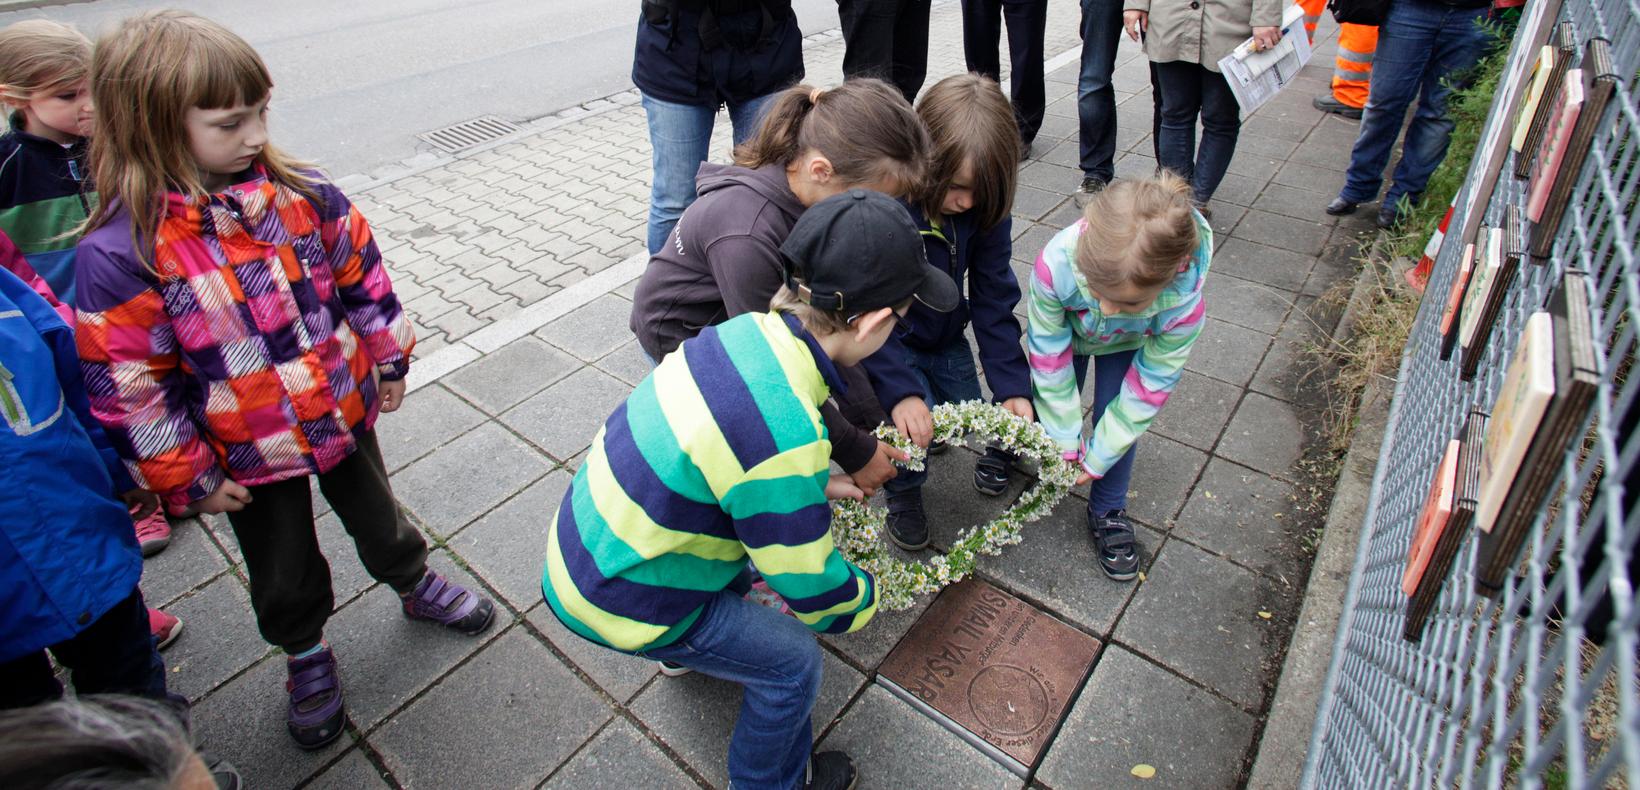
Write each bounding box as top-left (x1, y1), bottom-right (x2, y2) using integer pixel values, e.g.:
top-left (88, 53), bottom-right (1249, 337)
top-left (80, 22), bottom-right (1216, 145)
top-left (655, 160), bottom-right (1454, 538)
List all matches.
top-left (542, 189), bottom-right (959, 790)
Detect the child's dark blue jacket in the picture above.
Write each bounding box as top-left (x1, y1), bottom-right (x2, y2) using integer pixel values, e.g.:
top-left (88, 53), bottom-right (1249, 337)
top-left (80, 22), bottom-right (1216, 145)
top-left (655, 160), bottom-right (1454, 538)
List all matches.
top-left (0, 267), bottom-right (140, 663)
top-left (861, 207), bottom-right (1031, 413)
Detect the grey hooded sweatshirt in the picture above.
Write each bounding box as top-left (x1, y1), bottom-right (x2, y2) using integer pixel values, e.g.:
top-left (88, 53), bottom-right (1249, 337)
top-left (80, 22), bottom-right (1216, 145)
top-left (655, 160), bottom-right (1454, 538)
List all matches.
top-left (628, 162), bottom-right (880, 472)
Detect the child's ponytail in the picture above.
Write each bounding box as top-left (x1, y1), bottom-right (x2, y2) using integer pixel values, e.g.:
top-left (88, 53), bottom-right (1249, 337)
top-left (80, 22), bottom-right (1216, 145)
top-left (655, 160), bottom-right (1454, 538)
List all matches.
top-left (1076, 172), bottom-right (1199, 290)
top-left (733, 78), bottom-right (930, 196)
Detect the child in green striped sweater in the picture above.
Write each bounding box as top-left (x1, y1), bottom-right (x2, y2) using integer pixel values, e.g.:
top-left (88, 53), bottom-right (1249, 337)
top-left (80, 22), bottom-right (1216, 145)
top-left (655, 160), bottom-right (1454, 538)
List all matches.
top-left (543, 189), bottom-right (959, 790)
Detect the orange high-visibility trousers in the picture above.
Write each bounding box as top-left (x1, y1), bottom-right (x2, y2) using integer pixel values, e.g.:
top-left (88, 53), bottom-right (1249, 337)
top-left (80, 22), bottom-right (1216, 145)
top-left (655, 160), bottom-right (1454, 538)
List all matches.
top-left (1333, 22), bottom-right (1378, 109)
top-left (1292, 0), bottom-right (1378, 110)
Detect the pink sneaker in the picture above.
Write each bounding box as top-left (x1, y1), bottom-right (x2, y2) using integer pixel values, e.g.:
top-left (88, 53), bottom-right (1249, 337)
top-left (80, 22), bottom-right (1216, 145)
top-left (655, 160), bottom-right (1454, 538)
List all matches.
top-left (133, 510), bottom-right (171, 557)
top-left (148, 608), bottom-right (182, 651)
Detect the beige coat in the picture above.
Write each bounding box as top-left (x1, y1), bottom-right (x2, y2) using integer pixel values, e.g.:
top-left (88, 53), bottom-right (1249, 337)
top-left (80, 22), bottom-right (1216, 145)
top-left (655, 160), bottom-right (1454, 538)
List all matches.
top-left (1127, 0), bottom-right (1285, 72)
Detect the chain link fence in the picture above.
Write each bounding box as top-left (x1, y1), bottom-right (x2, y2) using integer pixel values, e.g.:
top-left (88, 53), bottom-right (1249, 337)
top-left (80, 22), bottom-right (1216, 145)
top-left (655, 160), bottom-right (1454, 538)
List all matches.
top-left (1302, 0), bottom-right (1639, 786)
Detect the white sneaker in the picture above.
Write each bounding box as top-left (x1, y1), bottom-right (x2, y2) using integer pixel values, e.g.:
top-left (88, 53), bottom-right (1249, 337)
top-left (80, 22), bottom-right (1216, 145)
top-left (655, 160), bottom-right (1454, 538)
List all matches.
top-left (657, 661), bottom-right (693, 677)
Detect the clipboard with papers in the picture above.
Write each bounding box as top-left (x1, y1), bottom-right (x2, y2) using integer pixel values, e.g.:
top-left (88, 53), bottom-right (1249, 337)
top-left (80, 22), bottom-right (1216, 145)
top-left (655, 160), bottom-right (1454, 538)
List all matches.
top-left (1217, 4), bottom-right (1314, 113)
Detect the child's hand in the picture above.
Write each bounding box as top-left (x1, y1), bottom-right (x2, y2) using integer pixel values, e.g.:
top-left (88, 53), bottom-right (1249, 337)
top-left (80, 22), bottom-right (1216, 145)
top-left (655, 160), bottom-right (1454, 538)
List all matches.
top-left (197, 480), bottom-right (254, 514)
top-left (1001, 397), bottom-right (1035, 422)
top-left (121, 489), bottom-right (160, 519)
top-left (825, 473), bottom-right (866, 502)
top-left (379, 378), bottom-right (406, 413)
top-left (851, 440), bottom-right (907, 496)
top-left (891, 397), bottom-right (934, 448)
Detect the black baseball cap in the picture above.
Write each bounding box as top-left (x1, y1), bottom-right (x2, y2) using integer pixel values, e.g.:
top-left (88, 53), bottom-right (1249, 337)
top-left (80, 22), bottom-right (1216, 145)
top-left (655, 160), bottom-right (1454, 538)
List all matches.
top-left (779, 189), bottom-right (960, 315)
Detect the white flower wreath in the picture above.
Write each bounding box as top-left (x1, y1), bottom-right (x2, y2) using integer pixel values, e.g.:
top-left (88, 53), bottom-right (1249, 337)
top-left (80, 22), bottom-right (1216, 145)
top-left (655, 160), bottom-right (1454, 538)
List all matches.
top-left (830, 399), bottom-right (1078, 611)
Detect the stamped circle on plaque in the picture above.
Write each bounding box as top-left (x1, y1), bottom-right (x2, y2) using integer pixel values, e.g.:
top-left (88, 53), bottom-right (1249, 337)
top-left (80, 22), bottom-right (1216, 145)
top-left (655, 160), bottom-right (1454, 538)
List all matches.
top-left (967, 665), bottom-right (1050, 735)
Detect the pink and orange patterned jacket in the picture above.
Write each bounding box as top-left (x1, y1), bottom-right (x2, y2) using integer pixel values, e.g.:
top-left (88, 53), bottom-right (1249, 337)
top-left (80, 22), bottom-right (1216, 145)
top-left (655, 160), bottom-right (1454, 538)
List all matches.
top-left (73, 168), bottom-right (414, 509)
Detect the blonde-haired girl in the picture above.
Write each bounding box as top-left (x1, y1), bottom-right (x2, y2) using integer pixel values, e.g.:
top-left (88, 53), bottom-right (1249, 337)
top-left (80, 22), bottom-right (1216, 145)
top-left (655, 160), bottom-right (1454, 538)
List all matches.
top-left (72, 10), bottom-right (494, 749)
top-left (1027, 172), bottom-right (1211, 581)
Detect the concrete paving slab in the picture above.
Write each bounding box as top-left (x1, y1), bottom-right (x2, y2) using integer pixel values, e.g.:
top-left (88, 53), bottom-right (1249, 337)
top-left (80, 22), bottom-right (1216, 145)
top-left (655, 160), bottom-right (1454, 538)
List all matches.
top-left (1185, 318), bottom-right (1272, 388)
top-left (392, 422), bottom-right (553, 537)
top-left (974, 500), bottom-right (1150, 636)
top-left (544, 719), bottom-right (696, 789)
top-left (162, 575), bottom-right (268, 700)
top-left (1203, 270), bottom-right (1300, 335)
top-left (1213, 237), bottom-right (1317, 294)
top-left (140, 519), bottom-right (229, 608)
top-left (524, 604), bottom-right (659, 704)
top-left (818, 685), bottom-right (1021, 789)
top-left (1233, 209), bottom-right (1333, 257)
top-left (306, 748), bottom-right (391, 789)
top-left (1207, 201), bottom-right (1248, 238)
top-left (1217, 392), bottom-right (1307, 479)
top-left (374, 385), bottom-right (488, 472)
top-left (1254, 182), bottom-right (1340, 224)
top-left (1124, 435), bottom-right (1208, 528)
top-left (1112, 539), bottom-right (1287, 709)
top-left (595, 339), bottom-right (655, 386)
top-left (441, 337), bottom-right (580, 415)
top-left (1250, 322), bottom-right (1315, 404)
top-left (1148, 370), bottom-right (1239, 453)
top-left (500, 366), bottom-right (632, 461)
top-left (629, 647), bottom-right (864, 788)
top-left (1036, 645), bottom-right (1256, 789)
top-left (536, 293), bottom-right (638, 362)
top-left (447, 469), bottom-right (571, 610)
top-left (324, 552), bottom-right (504, 730)
top-left (1013, 184), bottom-right (1066, 222)
top-left (189, 655), bottom-right (352, 788)
top-left (1174, 459), bottom-right (1303, 576)
top-left (373, 628), bottom-right (611, 789)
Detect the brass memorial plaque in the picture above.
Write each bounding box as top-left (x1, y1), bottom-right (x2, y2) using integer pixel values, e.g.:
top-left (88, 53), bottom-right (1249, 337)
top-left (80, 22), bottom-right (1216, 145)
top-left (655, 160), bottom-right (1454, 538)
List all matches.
top-left (877, 579), bottom-right (1100, 776)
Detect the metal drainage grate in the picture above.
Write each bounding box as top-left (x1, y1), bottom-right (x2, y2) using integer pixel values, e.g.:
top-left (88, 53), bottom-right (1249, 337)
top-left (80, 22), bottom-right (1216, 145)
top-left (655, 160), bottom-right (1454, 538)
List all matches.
top-left (416, 116), bottom-right (523, 154)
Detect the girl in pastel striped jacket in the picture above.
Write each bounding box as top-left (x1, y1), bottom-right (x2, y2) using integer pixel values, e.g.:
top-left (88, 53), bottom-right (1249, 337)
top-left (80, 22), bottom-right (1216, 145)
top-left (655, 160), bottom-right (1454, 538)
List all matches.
top-left (72, 11), bottom-right (494, 750)
top-left (1027, 173), bottom-right (1211, 582)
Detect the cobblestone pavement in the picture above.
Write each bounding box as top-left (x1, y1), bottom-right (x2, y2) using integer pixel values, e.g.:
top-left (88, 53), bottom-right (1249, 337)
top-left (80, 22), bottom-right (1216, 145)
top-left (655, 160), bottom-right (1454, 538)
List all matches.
top-left (139, 6), bottom-right (1379, 788)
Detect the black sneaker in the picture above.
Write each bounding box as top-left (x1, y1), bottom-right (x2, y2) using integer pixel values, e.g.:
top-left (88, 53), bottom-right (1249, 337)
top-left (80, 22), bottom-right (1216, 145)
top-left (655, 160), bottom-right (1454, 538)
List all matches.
top-left (1075, 176), bottom-right (1106, 206)
top-left (973, 447), bottom-right (1014, 497)
top-left (806, 751), bottom-right (858, 790)
top-left (926, 438), bottom-right (949, 456)
top-left (1312, 94), bottom-right (1363, 119)
top-left (885, 490), bottom-right (929, 550)
top-left (1091, 510), bottom-right (1140, 581)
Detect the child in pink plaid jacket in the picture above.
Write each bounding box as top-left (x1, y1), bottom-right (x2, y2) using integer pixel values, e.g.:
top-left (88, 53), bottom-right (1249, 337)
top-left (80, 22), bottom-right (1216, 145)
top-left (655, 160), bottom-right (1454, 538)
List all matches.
top-left (71, 10), bottom-right (495, 749)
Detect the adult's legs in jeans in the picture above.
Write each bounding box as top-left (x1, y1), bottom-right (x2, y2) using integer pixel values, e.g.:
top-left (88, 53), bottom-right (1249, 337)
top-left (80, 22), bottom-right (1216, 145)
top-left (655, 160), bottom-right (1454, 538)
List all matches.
top-left (1154, 60), bottom-right (1205, 186)
top-left (1191, 67), bottom-right (1243, 204)
top-left (1076, 0), bottom-right (1123, 182)
top-left (1072, 349), bottom-right (1140, 516)
top-left (642, 93), bottom-right (716, 254)
top-left (0, 590), bottom-right (171, 709)
top-left (960, 0), bottom-right (1004, 82)
top-left (891, 0), bottom-right (932, 102)
top-left (1001, 0), bottom-right (1049, 144)
top-left (1336, 0), bottom-right (1441, 203)
top-left (727, 91), bottom-right (777, 147)
top-left (644, 591), bottom-right (823, 790)
top-left (1382, 5), bottom-right (1490, 208)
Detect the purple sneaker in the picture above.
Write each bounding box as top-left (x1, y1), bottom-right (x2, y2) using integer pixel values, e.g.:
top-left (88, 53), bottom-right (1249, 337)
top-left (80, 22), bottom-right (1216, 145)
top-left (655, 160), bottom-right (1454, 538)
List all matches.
top-left (401, 569), bottom-right (495, 635)
top-left (286, 646), bottom-right (345, 749)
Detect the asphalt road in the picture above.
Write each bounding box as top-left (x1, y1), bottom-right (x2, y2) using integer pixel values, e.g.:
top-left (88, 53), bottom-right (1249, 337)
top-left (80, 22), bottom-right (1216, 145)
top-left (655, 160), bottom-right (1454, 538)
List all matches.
top-left (0, 0), bottom-right (843, 177)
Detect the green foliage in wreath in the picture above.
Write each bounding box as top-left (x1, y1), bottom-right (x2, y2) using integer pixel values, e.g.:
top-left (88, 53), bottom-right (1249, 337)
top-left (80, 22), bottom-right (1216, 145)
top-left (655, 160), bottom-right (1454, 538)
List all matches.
top-left (830, 400), bottom-right (1078, 611)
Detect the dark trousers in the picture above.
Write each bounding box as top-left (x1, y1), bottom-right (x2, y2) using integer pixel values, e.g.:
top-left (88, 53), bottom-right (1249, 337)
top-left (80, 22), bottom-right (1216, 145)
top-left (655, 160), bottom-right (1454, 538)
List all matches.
top-left (837, 0), bottom-right (931, 103)
top-left (1074, 349), bottom-right (1140, 516)
top-left (1076, 0), bottom-right (1124, 181)
top-left (0, 589), bottom-right (171, 709)
top-left (227, 430), bottom-right (429, 654)
top-left (960, 0), bottom-right (1048, 144)
top-left (1154, 60), bottom-right (1241, 204)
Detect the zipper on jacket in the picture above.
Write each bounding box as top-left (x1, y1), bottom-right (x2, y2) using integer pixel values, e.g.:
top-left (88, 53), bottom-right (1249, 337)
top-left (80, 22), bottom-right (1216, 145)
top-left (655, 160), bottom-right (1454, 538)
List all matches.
top-left (68, 158), bottom-right (90, 217)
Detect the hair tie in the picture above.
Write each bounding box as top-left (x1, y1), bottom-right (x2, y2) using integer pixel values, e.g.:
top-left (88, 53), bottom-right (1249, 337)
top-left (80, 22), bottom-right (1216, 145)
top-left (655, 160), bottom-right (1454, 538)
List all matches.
top-left (809, 87), bottom-right (823, 105)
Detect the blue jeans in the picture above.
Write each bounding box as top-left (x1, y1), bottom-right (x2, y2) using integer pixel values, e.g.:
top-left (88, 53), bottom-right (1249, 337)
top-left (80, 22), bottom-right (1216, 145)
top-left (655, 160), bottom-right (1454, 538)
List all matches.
top-left (883, 338), bottom-right (985, 496)
top-left (1338, 0), bottom-right (1491, 207)
top-left (641, 588), bottom-right (822, 790)
top-left (642, 92), bottom-right (777, 254)
top-left (1154, 61), bottom-right (1241, 204)
top-left (1076, 0), bottom-right (1124, 181)
top-left (1074, 349), bottom-right (1139, 516)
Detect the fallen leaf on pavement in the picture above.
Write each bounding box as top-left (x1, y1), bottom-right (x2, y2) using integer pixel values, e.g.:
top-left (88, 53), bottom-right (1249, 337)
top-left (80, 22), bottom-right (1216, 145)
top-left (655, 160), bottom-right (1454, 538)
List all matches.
top-left (1131, 764), bottom-right (1157, 779)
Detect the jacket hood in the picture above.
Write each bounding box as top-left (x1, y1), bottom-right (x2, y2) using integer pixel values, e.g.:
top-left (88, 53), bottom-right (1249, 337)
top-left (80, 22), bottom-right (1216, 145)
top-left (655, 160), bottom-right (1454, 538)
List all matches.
top-left (695, 162), bottom-right (804, 220)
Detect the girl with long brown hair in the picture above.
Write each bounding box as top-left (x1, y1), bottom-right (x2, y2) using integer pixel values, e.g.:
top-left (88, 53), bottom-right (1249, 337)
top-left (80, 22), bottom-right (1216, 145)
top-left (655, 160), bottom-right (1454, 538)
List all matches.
top-left (72, 10), bottom-right (495, 750)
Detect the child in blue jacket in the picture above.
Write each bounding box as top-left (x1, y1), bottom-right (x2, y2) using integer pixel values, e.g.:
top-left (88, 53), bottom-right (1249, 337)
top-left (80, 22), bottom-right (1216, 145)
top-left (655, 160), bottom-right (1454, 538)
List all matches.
top-left (860, 74), bottom-right (1034, 550)
top-left (0, 266), bottom-right (174, 710)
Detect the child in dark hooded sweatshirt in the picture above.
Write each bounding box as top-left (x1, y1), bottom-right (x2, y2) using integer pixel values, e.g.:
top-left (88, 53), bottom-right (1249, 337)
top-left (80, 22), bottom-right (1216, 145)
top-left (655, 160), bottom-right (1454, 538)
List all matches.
top-left (628, 77), bottom-right (930, 496)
